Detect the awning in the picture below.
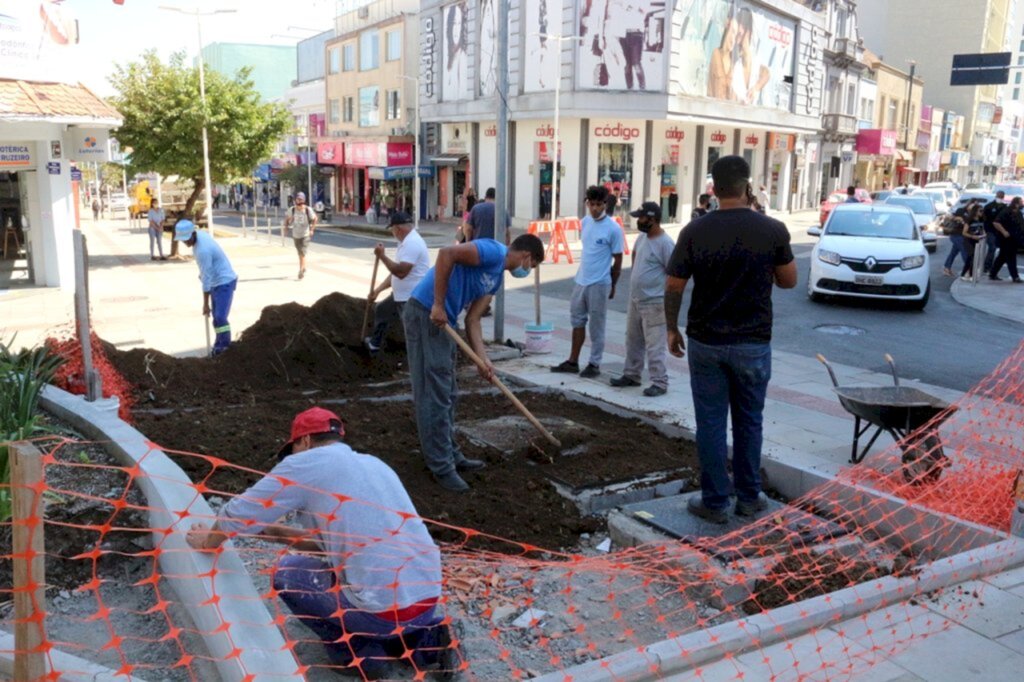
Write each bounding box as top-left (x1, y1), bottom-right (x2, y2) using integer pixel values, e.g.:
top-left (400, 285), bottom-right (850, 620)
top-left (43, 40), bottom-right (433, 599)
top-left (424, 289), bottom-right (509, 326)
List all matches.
top-left (368, 165), bottom-right (435, 181)
top-left (894, 149), bottom-right (914, 162)
top-left (899, 167), bottom-right (922, 173)
top-left (431, 154), bottom-right (467, 166)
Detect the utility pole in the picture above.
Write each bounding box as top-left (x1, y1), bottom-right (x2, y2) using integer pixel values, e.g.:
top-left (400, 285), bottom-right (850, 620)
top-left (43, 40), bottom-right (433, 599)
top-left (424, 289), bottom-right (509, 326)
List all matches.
top-left (398, 74), bottom-right (421, 230)
top-left (901, 60), bottom-right (916, 186)
top-left (494, 0), bottom-right (510, 343)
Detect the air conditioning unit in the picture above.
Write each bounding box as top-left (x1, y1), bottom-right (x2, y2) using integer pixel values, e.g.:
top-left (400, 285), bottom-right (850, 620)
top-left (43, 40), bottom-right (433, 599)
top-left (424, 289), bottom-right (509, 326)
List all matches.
top-left (391, 127), bottom-right (404, 136)
top-left (358, 6), bottom-right (369, 18)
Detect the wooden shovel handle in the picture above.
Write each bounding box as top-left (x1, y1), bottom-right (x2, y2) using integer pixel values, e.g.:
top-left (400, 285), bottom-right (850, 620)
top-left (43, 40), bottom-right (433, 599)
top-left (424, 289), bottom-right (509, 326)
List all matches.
top-left (361, 255), bottom-right (381, 340)
top-left (442, 325), bottom-right (562, 448)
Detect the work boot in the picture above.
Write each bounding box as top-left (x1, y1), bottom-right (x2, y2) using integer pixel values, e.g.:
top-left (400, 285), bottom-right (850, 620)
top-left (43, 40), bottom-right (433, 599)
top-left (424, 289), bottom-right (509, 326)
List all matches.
top-left (610, 375), bottom-right (641, 387)
top-left (579, 364), bottom-right (601, 379)
top-left (735, 492), bottom-right (770, 517)
top-left (433, 471), bottom-right (469, 493)
top-left (550, 360), bottom-right (580, 373)
top-left (364, 336), bottom-right (381, 353)
top-left (643, 385), bottom-right (667, 397)
top-left (686, 495), bottom-right (728, 524)
top-left (455, 458), bottom-right (486, 472)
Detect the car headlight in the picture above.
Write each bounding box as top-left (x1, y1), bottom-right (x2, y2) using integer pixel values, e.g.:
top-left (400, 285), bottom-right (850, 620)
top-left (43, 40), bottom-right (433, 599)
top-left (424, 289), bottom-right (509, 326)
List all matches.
top-left (818, 249), bottom-right (841, 266)
top-left (901, 255), bottom-right (926, 270)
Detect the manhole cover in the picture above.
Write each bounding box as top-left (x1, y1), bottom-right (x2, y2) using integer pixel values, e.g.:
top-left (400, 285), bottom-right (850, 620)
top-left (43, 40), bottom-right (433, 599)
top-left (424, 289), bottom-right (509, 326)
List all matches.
top-left (814, 324), bottom-right (865, 336)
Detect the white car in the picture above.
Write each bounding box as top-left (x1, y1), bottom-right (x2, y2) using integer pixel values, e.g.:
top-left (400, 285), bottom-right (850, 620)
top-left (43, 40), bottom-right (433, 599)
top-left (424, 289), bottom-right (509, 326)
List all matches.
top-left (924, 181), bottom-right (960, 206)
top-left (910, 188), bottom-right (950, 214)
top-left (884, 195), bottom-right (939, 252)
top-left (807, 203), bottom-right (931, 310)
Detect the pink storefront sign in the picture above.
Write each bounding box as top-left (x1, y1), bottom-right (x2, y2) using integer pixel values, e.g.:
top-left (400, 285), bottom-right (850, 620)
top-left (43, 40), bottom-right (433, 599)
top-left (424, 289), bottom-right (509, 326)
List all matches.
top-left (386, 143), bottom-right (413, 165)
top-left (856, 129), bottom-right (898, 156)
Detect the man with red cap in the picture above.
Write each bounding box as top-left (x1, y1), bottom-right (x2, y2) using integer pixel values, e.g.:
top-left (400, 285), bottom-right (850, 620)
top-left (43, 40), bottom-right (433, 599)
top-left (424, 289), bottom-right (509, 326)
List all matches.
top-left (186, 407), bottom-right (455, 679)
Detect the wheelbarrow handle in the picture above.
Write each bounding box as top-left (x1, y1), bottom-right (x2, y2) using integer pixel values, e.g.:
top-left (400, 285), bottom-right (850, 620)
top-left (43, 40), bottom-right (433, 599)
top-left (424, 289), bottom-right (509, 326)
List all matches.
top-left (884, 353), bottom-right (900, 387)
top-left (816, 353), bottom-right (839, 388)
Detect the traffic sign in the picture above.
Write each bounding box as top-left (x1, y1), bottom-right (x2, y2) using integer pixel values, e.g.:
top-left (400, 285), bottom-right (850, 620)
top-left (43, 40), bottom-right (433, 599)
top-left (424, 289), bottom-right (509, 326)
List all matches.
top-left (950, 52), bottom-right (1011, 86)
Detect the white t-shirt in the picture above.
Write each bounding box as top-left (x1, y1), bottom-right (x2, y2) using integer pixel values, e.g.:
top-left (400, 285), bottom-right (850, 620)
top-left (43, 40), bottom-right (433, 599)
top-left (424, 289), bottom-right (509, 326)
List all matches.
top-left (391, 229), bottom-right (431, 302)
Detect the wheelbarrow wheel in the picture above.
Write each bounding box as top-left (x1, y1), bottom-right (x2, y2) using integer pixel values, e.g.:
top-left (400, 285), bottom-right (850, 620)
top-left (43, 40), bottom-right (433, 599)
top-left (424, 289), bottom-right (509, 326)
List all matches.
top-left (901, 432), bottom-right (948, 485)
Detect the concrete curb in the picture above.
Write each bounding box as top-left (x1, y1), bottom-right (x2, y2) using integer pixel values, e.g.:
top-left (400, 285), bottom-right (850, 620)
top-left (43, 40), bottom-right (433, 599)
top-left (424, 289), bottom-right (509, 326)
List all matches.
top-left (950, 278), bottom-right (1024, 324)
top-left (40, 386), bottom-right (302, 681)
top-left (0, 631), bottom-right (123, 681)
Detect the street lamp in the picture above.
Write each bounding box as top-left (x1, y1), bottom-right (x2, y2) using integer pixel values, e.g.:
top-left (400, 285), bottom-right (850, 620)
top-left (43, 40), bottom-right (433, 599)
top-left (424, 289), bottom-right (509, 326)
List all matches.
top-left (535, 22), bottom-right (583, 221)
top-left (159, 5), bottom-right (237, 238)
top-left (397, 74), bottom-right (421, 230)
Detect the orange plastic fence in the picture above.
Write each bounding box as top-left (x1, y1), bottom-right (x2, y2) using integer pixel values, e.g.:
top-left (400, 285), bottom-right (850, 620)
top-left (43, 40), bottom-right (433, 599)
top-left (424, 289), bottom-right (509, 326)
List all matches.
top-left (2, 341), bottom-right (1023, 681)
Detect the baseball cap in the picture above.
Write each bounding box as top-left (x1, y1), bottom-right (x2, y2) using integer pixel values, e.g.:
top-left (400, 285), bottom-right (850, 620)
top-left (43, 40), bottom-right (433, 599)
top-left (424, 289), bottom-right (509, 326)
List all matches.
top-left (629, 201), bottom-right (661, 219)
top-left (276, 407), bottom-right (345, 460)
top-left (295, 192), bottom-right (306, 201)
top-left (388, 211), bottom-right (413, 227)
top-left (173, 220), bottom-right (196, 241)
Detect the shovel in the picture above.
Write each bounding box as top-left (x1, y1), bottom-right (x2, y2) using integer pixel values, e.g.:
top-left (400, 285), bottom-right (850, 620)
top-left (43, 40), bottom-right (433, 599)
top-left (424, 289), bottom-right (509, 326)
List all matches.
top-left (442, 324), bottom-right (562, 448)
top-left (204, 312), bottom-right (212, 357)
top-left (360, 254), bottom-right (381, 342)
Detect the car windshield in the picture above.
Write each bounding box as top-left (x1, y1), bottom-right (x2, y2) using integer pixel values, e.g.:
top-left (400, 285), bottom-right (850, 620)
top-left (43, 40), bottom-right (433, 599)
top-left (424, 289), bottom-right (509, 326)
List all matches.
top-left (886, 197), bottom-right (933, 215)
top-left (825, 210), bottom-right (917, 240)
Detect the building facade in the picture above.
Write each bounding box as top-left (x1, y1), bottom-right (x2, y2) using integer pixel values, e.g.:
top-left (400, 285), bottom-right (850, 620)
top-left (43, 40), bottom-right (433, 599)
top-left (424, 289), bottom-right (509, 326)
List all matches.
top-left (200, 43), bottom-right (298, 103)
top-left (418, 0), bottom-right (831, 226)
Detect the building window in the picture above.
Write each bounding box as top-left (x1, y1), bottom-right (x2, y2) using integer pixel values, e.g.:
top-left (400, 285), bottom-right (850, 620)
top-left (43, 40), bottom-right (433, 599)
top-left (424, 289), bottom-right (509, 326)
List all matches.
top-left (360, 30), bottom-right (379, 71)
top-left (328, 47), bottom-right (340, 74)
top-left (887, 99), bottom-right (898, 129)
top-left (329, 98), bottom-right (340, 125)
top-left (860, 97), bottom-right (874, 121)
top-left (1020, 39), bottom-right (1024, 52)
top-left (1016, 72), bottom-right (1022, 85)
top-left (385, 90), bottom-right (401, 120)
top-left (1018, 55), bottom-right (1024, 66)
top-left (343, 97), bottom-right (354, 123)
top-left (1015, 88), bottom-right (1021, 100)
top-left (386, 30), bottom-right (402, 62)
top-left (342, 44), bottom-right (356, 72)
top-left (846, 84), bottom-right (856, 116)
top-left (359, 86), bottom-right (380, 127)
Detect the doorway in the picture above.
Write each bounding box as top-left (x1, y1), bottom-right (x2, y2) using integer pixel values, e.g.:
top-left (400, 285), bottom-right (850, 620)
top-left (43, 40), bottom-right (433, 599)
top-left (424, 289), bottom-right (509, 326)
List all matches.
top-left (452, 169), bottom-right (467, 217)
top-left (0, 171), bottom-right (35, 287)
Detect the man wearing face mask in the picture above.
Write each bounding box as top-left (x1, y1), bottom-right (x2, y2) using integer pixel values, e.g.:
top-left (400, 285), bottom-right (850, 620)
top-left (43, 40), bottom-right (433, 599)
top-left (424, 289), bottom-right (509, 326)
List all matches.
top-left (610, 202), bottom-right (675, 397)
top-left (403, 233), bottom-right (546, 492)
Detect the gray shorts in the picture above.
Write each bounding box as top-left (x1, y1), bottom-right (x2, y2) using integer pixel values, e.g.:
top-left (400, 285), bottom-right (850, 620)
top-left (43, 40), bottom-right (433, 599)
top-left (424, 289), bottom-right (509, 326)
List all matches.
top-left (293, 236), bottom-right (310, 256)
top-left (569, 282), bottom-right (610, 328)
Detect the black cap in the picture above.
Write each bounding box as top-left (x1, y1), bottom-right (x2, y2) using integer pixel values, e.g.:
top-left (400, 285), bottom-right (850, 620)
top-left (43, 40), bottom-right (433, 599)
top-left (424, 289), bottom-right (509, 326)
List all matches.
top-left (388, 211), bottom-right (413, 227)
top-left (629, 201), bottom-right (661, 219)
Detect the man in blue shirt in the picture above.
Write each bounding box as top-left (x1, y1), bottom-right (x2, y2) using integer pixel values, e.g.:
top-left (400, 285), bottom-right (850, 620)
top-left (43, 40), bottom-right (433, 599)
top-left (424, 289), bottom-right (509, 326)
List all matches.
top-left (403, 234), bottom-right (545, 492)
top-left (844, 186), bottom-right (860, 203)
top-left (551, 185), bottom-right (624, 378)
top-left (174, 220), bottom-right (238, 356)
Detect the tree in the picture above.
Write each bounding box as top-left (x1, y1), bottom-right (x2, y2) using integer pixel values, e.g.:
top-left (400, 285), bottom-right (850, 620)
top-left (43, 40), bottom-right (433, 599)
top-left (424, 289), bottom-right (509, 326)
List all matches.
top-left (275, 162), bottom-right (332, 200)
top-left (109, 51), bottom-right (291, 219)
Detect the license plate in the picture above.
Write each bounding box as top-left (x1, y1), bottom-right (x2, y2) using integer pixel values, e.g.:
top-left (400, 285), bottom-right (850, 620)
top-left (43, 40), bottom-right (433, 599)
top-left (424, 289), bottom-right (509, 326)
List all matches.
top-left (854, 275), bottom-right (884, 286)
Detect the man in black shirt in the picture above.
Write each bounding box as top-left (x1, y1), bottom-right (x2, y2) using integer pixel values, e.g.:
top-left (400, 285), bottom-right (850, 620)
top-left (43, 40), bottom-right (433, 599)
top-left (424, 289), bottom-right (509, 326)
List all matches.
top-left (664, 155), bottom-right (797, 524)
top-left (991, 196), bottom-right (1023, 282)
top-left (982, 191), bottom-right (1006, 274)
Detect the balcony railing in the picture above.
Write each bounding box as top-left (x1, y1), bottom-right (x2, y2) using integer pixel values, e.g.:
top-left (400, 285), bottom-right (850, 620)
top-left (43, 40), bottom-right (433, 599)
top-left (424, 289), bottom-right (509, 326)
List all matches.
top-left (832, 37), bottom-right (858, 61)
top-left (823, 113), bottom-right (859, 136)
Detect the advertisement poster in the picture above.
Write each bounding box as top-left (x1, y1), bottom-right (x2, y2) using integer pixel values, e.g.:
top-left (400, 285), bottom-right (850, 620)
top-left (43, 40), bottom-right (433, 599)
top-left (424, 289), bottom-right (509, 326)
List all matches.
top-left (359, 86), bottom-right (380, 128)
top-left (523, 0), bottom-right (560, 92)
top-left (478, 0), bottom-right (498, 96)
top-left (0, 0), bottom-right (80, 83)
top-left (577, 0), bottom-right (668, 91)
top-left (441, 1), bottom-right (469, 101)
top-left (677, 0), bottom-right (796, 110)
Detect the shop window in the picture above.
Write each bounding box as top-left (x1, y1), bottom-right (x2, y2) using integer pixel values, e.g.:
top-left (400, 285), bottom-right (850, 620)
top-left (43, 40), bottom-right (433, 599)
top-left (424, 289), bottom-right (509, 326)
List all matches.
top-left (597, 143), bottom-right (633, 218)
top-left (328, 47), bottom-right (340, 75)
top-left (329, 98), bottom-right (340, 125)
top-left (707, 146), bottom-right (722, 174)
top-left (343, 44), bottom-right (356, 72)
top-left (386, 30), bottom-right (402, 62)
top-left (359, 86), bottom-right (380, 127)
top-left (343, 97), bottom-right (354, 123)
top-left (360, 30), bottom-right (379, 71)
top-left (385, 90), bottom-right (401, 120)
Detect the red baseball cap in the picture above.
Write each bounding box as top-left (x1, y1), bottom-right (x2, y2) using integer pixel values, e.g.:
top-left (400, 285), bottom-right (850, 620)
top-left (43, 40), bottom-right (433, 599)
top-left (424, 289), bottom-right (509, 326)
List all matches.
top-left (277, 407), bottom-right (345, 459)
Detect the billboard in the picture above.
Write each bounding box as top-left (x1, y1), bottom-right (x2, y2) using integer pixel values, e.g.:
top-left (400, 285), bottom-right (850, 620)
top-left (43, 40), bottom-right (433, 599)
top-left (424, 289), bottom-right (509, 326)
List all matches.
top-left (677, 0), bottom-right (796, 110)
top-left (523, 0), bottom-right (560, 92)
top-left (441, 1), bottom-right (470, 101)
top-left (0, 0), bottom-right (81, 83)
top-left (478, 0), bottom-right (498, 96)
top-left (577, 0), bottom-right (668, 91)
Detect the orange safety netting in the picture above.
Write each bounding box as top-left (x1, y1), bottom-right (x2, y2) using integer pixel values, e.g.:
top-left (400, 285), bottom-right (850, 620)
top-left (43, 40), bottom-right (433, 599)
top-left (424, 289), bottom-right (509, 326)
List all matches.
top-left (1, 340), bottom-right (1022, 681)
top-left (45, 332), bottom-right (135, 422)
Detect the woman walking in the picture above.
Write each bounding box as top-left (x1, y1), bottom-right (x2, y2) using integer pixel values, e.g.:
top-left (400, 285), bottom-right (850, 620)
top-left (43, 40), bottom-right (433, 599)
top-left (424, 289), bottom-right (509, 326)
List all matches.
top-left (960, 203), bottom-right (987, 280)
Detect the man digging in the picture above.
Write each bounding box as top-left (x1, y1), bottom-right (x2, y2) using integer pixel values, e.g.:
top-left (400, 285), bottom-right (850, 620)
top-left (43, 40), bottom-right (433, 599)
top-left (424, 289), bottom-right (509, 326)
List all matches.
top-left (403, 233), bottom-right (546, 492)
top-left (186, 407), bottom-right (457, 679)
top-left (284, 191), bottom-right (318, 280)
top-left (174, 220), bottom-right (238, 356)
top-left (364, 211), bottom-right (431, 353)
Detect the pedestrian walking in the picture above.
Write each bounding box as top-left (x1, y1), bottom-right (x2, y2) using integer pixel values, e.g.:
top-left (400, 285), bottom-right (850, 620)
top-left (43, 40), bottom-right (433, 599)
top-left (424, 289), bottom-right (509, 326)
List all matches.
top-left (147, 199), bottom-right (167, 261)
top-left (364, 212), bottom-right (431, 353)
top-left (174, 220), bottom-right (238, 355)
top-left (991, 197), bottom-right (1024, 282)
top-left (691, 194), bottom-right (711, 220)
top-left (610, 201), bottom-right (675, 397)
top-left (456, 190), bottom-right (477, 243)
top-left (186, 407), bottom-right (454, 679)
top-left (757, 185), bottom-right (770, 213)
top-left (551, 185), bottom-right (625, 379)
top-left (464, 187), bottom-right (510, 244)
top-left (91, 198), bottom-right (100, 221)
top-left (284, 191), bottom-right (318, 280)
top-left (982, 191), bottom-right (1007, 274)
top-left (943, 199), bottom-right (977, 277)
top-left (961, 203), bottom-right (986, 280)
top-left (664, 155), bottom-right (797, 524)
top-left (403, 234), bottom-right (545, 492)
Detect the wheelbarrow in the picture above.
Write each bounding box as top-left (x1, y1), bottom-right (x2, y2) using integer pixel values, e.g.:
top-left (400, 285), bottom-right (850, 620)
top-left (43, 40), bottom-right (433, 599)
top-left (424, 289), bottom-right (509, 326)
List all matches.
top-left (817, 354), bottom-right (955, 484)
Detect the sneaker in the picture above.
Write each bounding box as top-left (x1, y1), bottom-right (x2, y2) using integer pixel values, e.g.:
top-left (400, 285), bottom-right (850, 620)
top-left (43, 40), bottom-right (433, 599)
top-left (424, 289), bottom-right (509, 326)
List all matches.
top-left (735, 492), bottom-right (770, 517)
top-left (686, 495), bottom-right (728, 524)
top-left (551, 360), bottom-right (580, 373)
top-left (298, 268), bottom-right (306, 280)
top-left (455, 458), bottom-right (486, 472)
top-left (610, 375), bottom-right (641, 387)
top-left (1013, 278), bottom-right (1024, 283)
top-left (960, 275), bottom-right (972, 281)
top-left (579, 364), bottom-right (601, 379)
top-left (433, 471), bottom-right (469, 493)
top-left (364, 337), bottom-right (380, 353)
top-left (643, 384), bottom-right (667, 397)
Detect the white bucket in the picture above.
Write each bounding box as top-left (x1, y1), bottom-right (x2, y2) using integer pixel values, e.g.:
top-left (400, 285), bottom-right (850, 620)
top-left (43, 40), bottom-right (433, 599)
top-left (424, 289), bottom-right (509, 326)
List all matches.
top-left (524, 323), bottom-right (554, 355)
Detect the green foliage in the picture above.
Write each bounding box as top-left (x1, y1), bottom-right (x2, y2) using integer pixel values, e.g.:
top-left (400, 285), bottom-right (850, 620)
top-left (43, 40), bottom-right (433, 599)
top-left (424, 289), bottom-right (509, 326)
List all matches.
top-left (0, 338), bottom-right (65, 521)
top-left (109, 51), bottom-right (292, 207)
top-left (274, 163), bottom-right (332, 198)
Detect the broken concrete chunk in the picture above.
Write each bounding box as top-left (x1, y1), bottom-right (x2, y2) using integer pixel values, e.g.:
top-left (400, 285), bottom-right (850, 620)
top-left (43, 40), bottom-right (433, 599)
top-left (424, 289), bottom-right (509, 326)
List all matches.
top-left (595, 538), bottom-right (612, 553)
top-left (511, 608), bottom-right (549, 629)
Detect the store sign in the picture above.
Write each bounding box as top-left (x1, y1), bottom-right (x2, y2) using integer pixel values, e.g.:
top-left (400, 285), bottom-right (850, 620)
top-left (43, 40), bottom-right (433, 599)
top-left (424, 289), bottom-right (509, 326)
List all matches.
top-left (70, 128), bottom-right (109, 160)
top-left (709, 130), bottom-right (727, 145)
top-left (387, 143), bottom-right (413, 165)
top-left (0, 0), bottom-right (81, 83)
top-left (316, 141), bottom-right (345, 166)
top-left (665, 126), bottom-right (686, 141)
top-left (484, 124), bottom-right (497, 137)
top-left (594, 122), bottom-right (641, 141)
top-left (743, 134), bottom-right (760, 147)
top-left (535, 124), bottom-right (556, 139)
top-left (421, 16), bottom-right (436, 99)
top-left (0, 143), bottom-right (34, 168)
top-left (347, 142), bottom-right (384, 166)
top-left (768, 132), bottom-right (797, 152)
top-left (47, 161), bottom-right (60, 175)
top-left (855, 129), bottom-right (896, 156)
top-left (369, 166), bottom-right (435, 181)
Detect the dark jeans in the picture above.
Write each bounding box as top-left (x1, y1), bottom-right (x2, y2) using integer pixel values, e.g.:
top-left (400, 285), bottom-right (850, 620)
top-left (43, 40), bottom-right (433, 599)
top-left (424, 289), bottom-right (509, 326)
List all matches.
top-left (370, 295), bottom-right (404, 348)
top-left (944, 234), bottom-right (966, 270)
top-left (983, 231), bottom-right (1000, 272)
top-left (273, 555), bottom-right (443, 670)
top-left (990, 235), bottom-right (1021, 280)
top-left (687, 337), bottom-right (772, 510)
top-left (962, 240), bottom-right (977, 277)
top-left (210, 278), bottom-right (237, 355)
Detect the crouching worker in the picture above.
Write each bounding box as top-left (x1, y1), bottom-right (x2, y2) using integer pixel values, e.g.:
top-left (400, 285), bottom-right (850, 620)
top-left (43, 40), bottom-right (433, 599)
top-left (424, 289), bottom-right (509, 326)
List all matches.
top-left (186, 407), bottom-right (457, 679)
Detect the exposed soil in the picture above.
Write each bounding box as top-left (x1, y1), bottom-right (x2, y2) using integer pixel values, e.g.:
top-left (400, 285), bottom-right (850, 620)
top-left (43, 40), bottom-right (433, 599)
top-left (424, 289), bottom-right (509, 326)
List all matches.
top-left (100, 292), bottom-right (700, 553)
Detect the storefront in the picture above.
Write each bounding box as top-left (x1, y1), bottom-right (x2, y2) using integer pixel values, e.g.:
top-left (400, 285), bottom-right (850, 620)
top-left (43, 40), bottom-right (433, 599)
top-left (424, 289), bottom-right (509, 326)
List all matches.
top-left (512, 119), bottom-right (582, 222)
top-left (336, 139), bottom-right (415, 219)
top-left (317, 140), bottom-right (346, 212)
top-left (588, 119), bottom-right (647, 223)
top-left (649, 121), bottom-right (696, 223)
top-left (854, 129), bottom-right (897, 191)
top-left (433, 124), bottom-right (472, 222)
top-left (766, 133), bottom-right (796, 211)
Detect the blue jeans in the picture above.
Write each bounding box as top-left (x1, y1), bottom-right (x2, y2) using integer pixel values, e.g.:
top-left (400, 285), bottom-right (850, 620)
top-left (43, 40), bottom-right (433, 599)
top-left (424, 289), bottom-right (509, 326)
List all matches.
top-left (273, 555), bottom-right (443, 670)
top-left (983, 231), bottom-right (1000, 273)
top-left (687, 337), bottom-right (772, 510)
top-left (944, 234), bottom-right (966, 270)
top-left (210, 279), bottom-right (237, 355)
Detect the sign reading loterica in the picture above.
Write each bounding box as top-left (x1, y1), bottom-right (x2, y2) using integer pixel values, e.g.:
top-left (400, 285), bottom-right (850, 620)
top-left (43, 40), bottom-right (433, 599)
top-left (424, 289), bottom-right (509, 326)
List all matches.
top-left (0, 144), bottom-right (35, 169)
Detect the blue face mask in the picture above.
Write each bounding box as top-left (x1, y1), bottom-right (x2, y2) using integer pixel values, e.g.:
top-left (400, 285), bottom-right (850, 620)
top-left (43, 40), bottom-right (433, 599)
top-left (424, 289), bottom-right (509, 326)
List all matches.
top-left (511, 265), bottom-right (531, 278)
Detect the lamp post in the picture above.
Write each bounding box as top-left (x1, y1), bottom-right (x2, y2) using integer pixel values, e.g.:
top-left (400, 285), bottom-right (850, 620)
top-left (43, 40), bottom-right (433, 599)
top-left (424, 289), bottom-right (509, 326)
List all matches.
top-left (397, 74), bottom-right (421, 230)
top-left (159, 5), bottom-right (237, 238)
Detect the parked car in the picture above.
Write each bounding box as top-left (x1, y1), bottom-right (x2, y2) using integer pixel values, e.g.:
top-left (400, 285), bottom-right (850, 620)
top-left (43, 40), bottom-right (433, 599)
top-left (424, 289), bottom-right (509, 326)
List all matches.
top-left (871, 190), bottom-right (894, 202)
top-left (952, 192), bottom-right (995, 213)
top-left (992, 183), bottom-right (1024, 200)
top-left (806, 203), bottom-right (931, 310)
top-left (911, 189), bottom-right (950, 214)
top-left (883, 195), bottom-right (939, 252)
top-left (924, 181), bottom-right (960, 206)
top-left (819, 189), bottom-right (872, 225)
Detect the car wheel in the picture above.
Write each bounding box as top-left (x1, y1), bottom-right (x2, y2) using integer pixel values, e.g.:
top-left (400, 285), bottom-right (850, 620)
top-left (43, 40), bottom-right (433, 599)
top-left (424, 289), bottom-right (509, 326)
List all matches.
top-left (926, 244), bottom-right (936, 253)
top-left (909, 283), bottom-right (930, 311)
